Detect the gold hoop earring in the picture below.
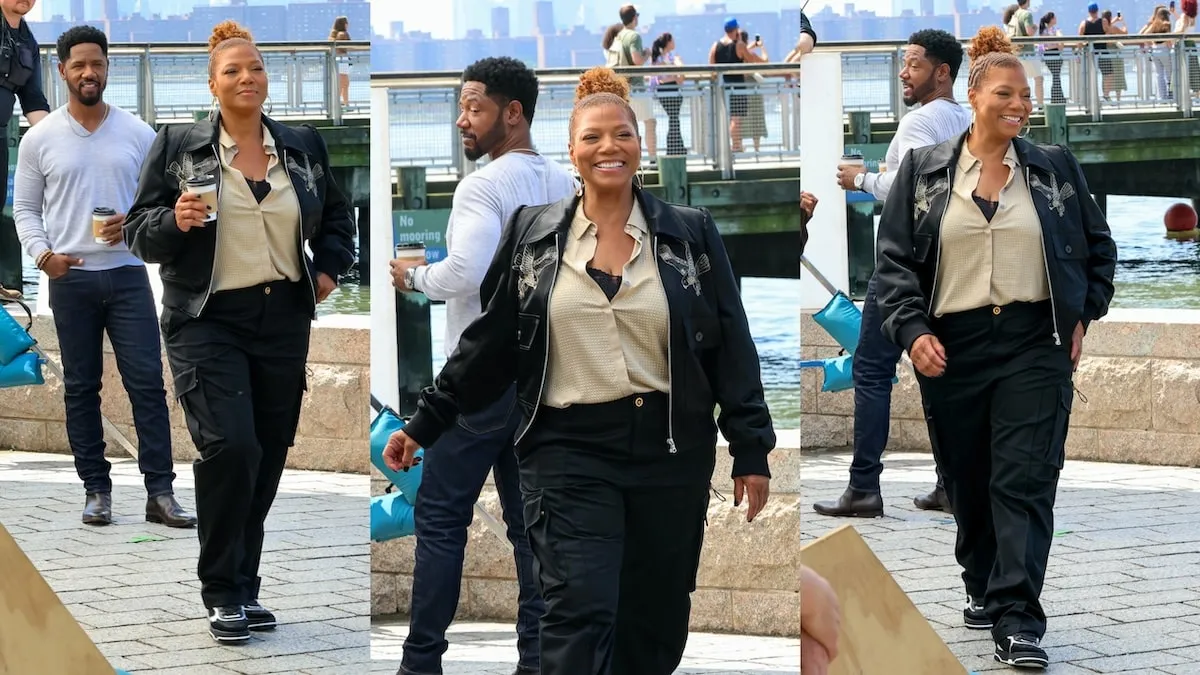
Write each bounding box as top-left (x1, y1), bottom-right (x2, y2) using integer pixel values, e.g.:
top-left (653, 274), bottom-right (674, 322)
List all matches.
top-left (1016, 120), bottom-right (1030, 139)
top-left (634, 165), bottom-right (645, 191)
top-left (262, 95), bottom-right (273, 115)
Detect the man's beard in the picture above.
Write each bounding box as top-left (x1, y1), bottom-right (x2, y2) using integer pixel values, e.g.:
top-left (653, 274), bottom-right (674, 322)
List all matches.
top-left (71, 80), bottom-right (105, 106)
top-left (462, 120), bottom-right (505, 161)
top-left (903, 79), bottom-right (936, 107)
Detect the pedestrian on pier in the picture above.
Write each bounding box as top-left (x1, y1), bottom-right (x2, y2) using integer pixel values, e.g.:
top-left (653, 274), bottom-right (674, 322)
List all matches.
top-left (329, 16), bottom-right (351, 110)
top-left (817, 29), bottom-right (971, 520)
top-left (874, 26), bottom-right (1117, 670)
top-left (13, 26), bottom-right (196, 530)
top-left (124, 20), bottom-right (356, 644)
top-left (385, 67), bottom-right (775, 675)
top-left (387, 56), bottom-right (576, 675)
top-left (0, 0), bottom-right (49, 292)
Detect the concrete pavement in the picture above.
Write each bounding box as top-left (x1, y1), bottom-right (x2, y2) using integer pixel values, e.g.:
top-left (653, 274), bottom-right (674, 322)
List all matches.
top-left (803, 450), bottom-right (1200, 674)
top-left (0, 450), bottom-right (370, 674)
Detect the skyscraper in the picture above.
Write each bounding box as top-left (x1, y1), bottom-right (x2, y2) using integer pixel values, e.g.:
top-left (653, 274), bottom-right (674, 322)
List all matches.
top-left (491, 5), bottom-right (510, 38)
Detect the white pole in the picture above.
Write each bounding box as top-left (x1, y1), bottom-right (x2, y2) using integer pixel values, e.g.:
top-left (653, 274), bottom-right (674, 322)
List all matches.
top-left (799, 51), bottom-right (849, 310)
top-left (370, 84), bottom-right (400, 414)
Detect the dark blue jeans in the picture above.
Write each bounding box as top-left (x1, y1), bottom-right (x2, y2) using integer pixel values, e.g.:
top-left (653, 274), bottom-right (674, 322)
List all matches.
top-left (401, 385), bottom-right (541, 674)
top-left (852, 273), bottom-right (943, 493)
top-left (47, 266), bottom-right (176, 497)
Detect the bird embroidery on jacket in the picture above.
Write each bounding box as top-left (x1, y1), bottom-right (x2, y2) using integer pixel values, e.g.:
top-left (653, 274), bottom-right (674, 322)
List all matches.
top-left (287, 154), bottom-right (324, 196)
top-left (513, 245), bottom-right (557, 301)
top-left (657, 241), bottom-right (710, 296)
top-left (1029, 173), bottom-right (1076, 217)
top-left (167, 153), bottom-right (219, 193)
top-left (914, 173), bottom-right (949, 221)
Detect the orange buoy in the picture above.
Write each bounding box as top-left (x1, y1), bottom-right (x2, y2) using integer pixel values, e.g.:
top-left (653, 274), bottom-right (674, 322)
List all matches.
top-left (1165, 203), bottom-right (1198, 232)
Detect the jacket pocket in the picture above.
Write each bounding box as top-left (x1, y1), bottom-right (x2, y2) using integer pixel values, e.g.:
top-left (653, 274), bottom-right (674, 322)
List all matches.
top-left (517, 313), bottom-right (539, 352)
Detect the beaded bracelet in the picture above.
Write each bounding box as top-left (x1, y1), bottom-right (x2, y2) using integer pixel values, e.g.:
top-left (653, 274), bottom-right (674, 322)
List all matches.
top-left (35, 250), bottom-right (54, 270)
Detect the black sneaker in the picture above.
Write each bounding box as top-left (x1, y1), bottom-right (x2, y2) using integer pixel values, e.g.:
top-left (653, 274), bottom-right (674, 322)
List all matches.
top-left (964, 596), bottom-right (991, 630)
top-left (994, 634), bottom-right (1048, 670)
top-left (244, 601), bottom-right (277, 631)
top-left (208, 606), bottom-right (250, 643)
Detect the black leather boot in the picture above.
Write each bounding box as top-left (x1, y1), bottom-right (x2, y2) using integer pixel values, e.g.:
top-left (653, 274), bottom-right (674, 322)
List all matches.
top-left (913, 484), bottom-right (952, 513)
top-left (82, 492), bottom-right (112, 525)
top-left (146, 494), bottom-right (198, 528)
top-left (812, 487), bottom-right (884, 518)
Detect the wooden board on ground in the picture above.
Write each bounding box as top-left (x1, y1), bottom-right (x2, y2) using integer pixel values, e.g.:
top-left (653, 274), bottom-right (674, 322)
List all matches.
top-left (0, 522), bottom-right (114, 674)
top-left (802, 524), bottom-right (966, 675)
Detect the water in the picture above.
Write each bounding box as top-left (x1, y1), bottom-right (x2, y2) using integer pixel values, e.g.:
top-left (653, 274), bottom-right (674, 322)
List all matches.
top-left (1108, 195), bottom-right (1200, 309)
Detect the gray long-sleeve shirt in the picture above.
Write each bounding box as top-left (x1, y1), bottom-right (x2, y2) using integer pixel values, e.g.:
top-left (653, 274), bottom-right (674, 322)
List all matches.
top-left (861, 98), bottom-right (972, 202)
top-left (14, 105), bottom-right (156, 270)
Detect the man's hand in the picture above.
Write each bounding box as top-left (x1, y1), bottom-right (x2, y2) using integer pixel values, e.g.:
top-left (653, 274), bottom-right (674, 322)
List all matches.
top-left (1070, 321), bottom-right (1084, 371)
top-left (733, 474), bottom-right (770, 522)
top-left (390, 258), bottom-right (422, 293)
top-left (99, 213), bottom-right (126, 247)
top-left (42, 254), bottom-right (84, 280)
top-left (383, 430), bottom-right (423, 472)
top-left (801, 633), bottom-right (832, 675)
top-left (315, 272), bottom-right (337, 303)
top-left (836, 164), bottom-right (867, 191)
top-left (801, 565), bottom-right (841, 664)
top-left (909, 333), bottom-right (947, 378)
top-left (801, 191), bottom-right (818, 219)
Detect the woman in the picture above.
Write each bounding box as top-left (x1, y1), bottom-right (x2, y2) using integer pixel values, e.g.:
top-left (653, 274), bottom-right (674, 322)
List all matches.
top-left (1178, 0), bottom-right (1200, 99)
top-left (650, 32), bottom-right (686, 156)
top-left (384, 68), bottom-right (774, 675)
top-left (1141, 7), bottom-right (1173, 100)
top-left (1102, 9), bottom-right (1128, 101)
top-left (602, 23), bottom-right (623, 67)
top-left (739, 30), bottom-right (770, 152)
top-left (330, 16), bottom-right (351, 109)
top-left (124, 21), bottom-right (356, 643)
top-left (1038, 13), bottom-right (1065, 104)
top-left (874, 26), bottom-right (1116, 670)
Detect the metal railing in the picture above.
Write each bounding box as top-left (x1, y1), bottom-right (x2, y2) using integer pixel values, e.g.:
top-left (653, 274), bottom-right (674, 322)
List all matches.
top-left (371, 62), bottom-right (801, 180)
top-left (823, 33), bottom-right (1200, 123)
top-left (15, 40), bottom-right (371, 126)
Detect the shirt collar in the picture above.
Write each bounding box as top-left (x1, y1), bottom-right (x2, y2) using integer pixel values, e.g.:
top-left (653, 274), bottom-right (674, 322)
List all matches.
top-left (957, 137), bottom-right (1021, 172)
top-left (218, 122), bottom-right (277, 154)
top-left (571, 200), bottom-right (650, 241)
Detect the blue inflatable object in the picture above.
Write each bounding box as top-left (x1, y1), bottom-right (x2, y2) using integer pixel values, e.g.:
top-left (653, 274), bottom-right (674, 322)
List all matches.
top-left (369, 404), bottom-right (424, 506)
top-left (370, 491), bottom-right (416, 542)
top-left (0, 352), bottom-right (43, 388)
top-left (812, 292), bottom-right (864, 356)
top-left (800, 356), bottom-right (855, 393)
top-left (0, 299), bottom-right (35, 365)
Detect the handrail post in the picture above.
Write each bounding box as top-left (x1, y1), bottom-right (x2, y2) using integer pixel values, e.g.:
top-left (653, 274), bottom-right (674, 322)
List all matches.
top-left (395, 166), bottom-right (434, 418)
top-left (140, 48), bottom-right (156, 126)
top-left (1086, 43), bottom-right (1101, 122)
top-left (330, 44), bottom-right (343, 126)
top-left (1180, 37), bottom-right (1193, 118)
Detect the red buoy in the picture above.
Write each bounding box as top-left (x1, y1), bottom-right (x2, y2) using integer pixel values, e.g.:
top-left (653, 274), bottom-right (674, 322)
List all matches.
top-left (1165, 203), bottom-right (1198, 232)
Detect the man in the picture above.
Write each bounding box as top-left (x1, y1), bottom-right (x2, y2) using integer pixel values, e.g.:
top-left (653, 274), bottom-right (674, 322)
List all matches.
top-left (786, 11), bottom-right (818, 62)
top-left (612, 5), bottom-right (659, 161)
top-left (814, 29), bottom-right (972, 518)
top-left (13, 26), bottom-right (195, 529)
top-left (388, 56), bottom-right (576, 675)
top-left (709, 17), bottom-right (766, 153)
top-left (1007, 0), bottom-right (1045, 108)
top-left (0, 0), bottom-right (49, 291)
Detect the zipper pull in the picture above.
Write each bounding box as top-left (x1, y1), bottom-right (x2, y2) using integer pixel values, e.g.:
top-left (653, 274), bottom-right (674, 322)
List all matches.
top-left (1053, 332), bottom-right (1061, 346)
top-left (709, 482), bottom-right (727, 502)
top-left (666, 438), bottom-right (677, 454)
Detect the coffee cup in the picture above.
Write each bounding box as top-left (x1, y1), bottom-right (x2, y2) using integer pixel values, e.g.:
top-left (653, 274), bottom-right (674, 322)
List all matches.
top-left (840, 153), bottom-right (865, 167)
top-left (187, 175), bottom-right (218, 222)
top-left (92, 206), bottom-right (115, 245)
top-left (395, 242), bottom-right (427, 262)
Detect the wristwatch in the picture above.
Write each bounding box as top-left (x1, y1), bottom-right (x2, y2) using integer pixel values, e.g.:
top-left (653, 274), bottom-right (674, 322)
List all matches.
top-left (404, 265), bottom-right (420, 292)
top-left (853, 172), bottom-right (866, 191)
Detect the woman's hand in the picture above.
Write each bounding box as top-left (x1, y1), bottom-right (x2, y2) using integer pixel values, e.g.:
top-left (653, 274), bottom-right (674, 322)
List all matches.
top-left (909, 333), bottom-right (947, 377)
top-left (383, 430), bottom-right (422, 472)
top-left (733, 474), bottom-right (770, 522)
top-left (801, 191), bottom-right (818, 218)
top-left (316, 272), bottom-right (337, 303)
top-left (801, 632), bottom-right (833, 675)
top-left (801, 565), bottom-right (841, 664)
top-left (174, 193), bottom-right (208, 232)
top-left (1070, 320), bottom-right (1085, 371)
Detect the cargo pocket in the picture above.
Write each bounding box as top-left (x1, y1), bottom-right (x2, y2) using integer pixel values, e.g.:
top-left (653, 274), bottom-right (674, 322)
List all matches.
top-left (284, 372), bottom-right (308, 448)
top-left (522, 490), bottom-right (556, 596)
top-left (1050, 383), bottom-right (1074, 470)
top-left (686, 486), bottom-right (712, 593)
top-left (173, 366), bottom-right (222, 457)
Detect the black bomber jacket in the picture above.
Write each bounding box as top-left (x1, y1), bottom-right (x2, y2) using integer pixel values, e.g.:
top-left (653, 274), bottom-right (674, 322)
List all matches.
top-left (875, 134), bottom-right (1118, 353)
top-left (402, 188), bottom-right (777, 478)
top-left (123, 113), bottom-right (357, 318)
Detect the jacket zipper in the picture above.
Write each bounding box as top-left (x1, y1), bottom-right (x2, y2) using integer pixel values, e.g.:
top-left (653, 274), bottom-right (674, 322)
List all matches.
top-left (195, 142), bottom-right (222, 318)
top-left (656, 233), bottom-right (677, 455)
top-left (513, 232), bottom-right (560, 447)
top-left (280, 144), bottom-right (318, 311)
top-left (1026, 166), bottom-right (1062, 346)
top-left (928, 168), bottom-right (951, 308)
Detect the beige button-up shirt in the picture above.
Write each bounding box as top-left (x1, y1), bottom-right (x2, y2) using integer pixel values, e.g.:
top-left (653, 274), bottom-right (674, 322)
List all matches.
top-left (211, 124), bottom-right (303, 293)
top-left (933, 142), bottom-right (1050, 317)
top-left (542, 202), bottom-right (671, 408)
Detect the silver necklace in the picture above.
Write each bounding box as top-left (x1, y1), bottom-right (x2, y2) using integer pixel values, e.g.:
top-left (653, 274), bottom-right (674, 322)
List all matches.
top-left (67, 103), bottom-right (110, 138)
